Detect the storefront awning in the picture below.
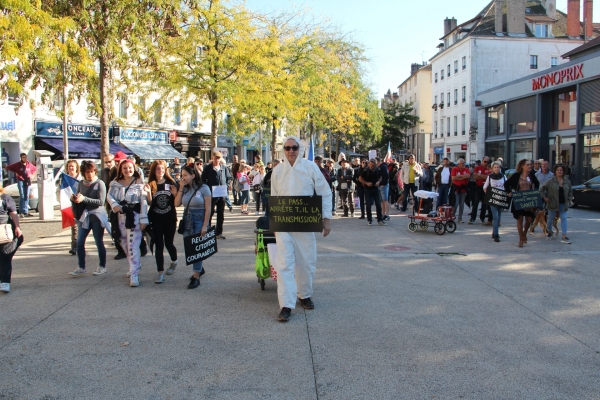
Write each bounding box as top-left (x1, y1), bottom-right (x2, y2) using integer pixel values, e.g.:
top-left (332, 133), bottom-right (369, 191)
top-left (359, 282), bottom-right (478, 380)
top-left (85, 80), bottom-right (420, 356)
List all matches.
top-left (36, 138), bottom-right (133, 159)
top-left (121, 142), bottom-right (185, 161)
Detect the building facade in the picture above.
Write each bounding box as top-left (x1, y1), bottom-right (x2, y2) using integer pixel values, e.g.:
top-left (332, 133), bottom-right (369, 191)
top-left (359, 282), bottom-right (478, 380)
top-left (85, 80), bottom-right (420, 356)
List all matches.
top-left (430, 0), bottom-right (594, 164)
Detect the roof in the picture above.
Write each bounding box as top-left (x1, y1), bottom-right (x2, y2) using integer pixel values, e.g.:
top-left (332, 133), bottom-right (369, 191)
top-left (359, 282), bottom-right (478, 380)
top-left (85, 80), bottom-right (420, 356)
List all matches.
top-left (562, 35), bottom-right (600, 59)
top-left (525, 16), bottom-right (557, 23)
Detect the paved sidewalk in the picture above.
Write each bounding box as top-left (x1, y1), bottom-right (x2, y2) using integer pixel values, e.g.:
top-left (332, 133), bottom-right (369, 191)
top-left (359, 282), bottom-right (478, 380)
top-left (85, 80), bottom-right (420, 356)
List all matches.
top-left (1, 204), bottom-right (600, 399)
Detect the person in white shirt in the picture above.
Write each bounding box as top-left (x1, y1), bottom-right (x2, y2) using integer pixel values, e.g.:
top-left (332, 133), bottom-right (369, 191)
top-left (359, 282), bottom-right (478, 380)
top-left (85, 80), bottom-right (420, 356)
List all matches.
top-left (435, 157), bottom-right (452, 208)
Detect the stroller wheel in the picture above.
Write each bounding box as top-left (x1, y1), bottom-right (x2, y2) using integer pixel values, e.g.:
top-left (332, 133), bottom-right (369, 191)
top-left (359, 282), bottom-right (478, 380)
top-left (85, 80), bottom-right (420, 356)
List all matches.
top-left (446, 221), bottom-right (457, 233)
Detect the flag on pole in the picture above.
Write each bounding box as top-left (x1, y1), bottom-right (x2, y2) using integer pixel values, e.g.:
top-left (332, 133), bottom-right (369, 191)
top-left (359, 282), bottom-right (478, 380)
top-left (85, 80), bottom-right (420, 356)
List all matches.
top-left (60, 173), bottom-right (79, 229)
top-left (307, 135), bottom-right (315, 161)
top-left (384, 141), bottom-right (392, 163)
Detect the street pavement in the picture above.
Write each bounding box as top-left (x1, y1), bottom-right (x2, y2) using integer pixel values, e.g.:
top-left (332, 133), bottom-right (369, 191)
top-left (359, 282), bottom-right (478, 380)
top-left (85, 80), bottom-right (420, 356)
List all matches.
top-left (1, 201), bottom-right (600, 399)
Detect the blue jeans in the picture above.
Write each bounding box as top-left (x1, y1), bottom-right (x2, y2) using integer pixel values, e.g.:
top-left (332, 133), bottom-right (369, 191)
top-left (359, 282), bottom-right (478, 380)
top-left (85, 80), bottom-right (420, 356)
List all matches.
top-left (17, 180), bottom-right (30, 214)
top-left (184, 209), bottom-right (206, 273)
top-left (76, 218), bottom-right (106, 270)
top-left (490, 205), bottom-right (503, 238)
top-left (436, 184), bottom-right (449, 208)
top-left (549, 204), bottom-right (568, 236)
top-left (379, 184), bottom-right (389, 203)
top-left (239, 190), bottom-right (249, 205)
top-left (224, 190), bottom-right (233, 209)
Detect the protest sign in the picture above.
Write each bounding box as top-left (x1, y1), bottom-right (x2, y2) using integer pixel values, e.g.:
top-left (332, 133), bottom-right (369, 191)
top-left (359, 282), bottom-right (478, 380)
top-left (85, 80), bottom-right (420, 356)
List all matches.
top-left (212, 185), bottom-right (227, 198)
top-left (268, 196), bottom-right (323, 232)
top-left (184, 226), bottom-right (218, 266)
top-left (483, 187), bottom-right (511, 210)
top-left (512, 189), bottom-right (542, 210)
top-left (368, 150), bottom-right (377, 161)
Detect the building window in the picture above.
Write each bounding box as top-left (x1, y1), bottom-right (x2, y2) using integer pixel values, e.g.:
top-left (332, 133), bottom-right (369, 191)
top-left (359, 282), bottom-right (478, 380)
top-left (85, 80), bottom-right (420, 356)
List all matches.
top-left (530, 55), bottom-right (538, 69)
top-left (53, 91), bottom-right (64, 110)
top-left (434, 121), bottom-right (438, 138)
top-left (454, 60), bottom-right (458, 74)
top-left (447, 118), bottom-right (450, 137)
top-left (461, 114), bottom-right (466, 135)
top-left (447, 64), bottom-right (450, 77)
top-left (551, 57), bottom-right (558, 67)
top-left (447, 93), bottom-right (450, 106)
top-left (462, 86), bottom-right (466, 103)
top-left (435, 73), bottom-right (438, 83)
top-left (553, 90), bottom-right (577, 130)
top-left (583, 111), bottom-right (600, 126)
top-left (510, 121), bottom-right (537, 134)
top-left (191, 105), bottom-right (198, 128)
top-left (118, 93), bottom-right (127, 119)
top-left (434, 95), bottom-right (438, 105)
top-left (153, 100), bottom-right (162, 124)
top-left (441, 119), bottom-right (444, 136)
top-left (454, 89), bottom-right (458, 105)
top-left (535, 24), bottom-right (549, 38)
top-left (7, 90), bottom-right (19, 106)
top-left (138, 96), bottom-right (146, 113)
top-left (487, 105), bottom-right (505, 137)
top-left (441, 69), bottom-right (444, 80)
top-left (174, 101), bottom-right (181, 125)
top-left (462, 56), bottom-right (466, 70)
top-left (454, 116), bottom-right (458, 136)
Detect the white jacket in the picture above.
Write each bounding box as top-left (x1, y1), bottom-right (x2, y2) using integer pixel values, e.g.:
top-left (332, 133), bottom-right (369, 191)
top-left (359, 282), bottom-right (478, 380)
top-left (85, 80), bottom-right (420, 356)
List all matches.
top-left (400, 162), bottom-right (423, 185)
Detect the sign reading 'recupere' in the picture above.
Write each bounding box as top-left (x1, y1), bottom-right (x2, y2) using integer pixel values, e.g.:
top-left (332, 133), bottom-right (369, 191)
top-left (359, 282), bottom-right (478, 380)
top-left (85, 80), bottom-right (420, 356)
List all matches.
top-left (532, 63), bottom-right (583, 91)
top-left (268, 196), bottom-right (323, 232)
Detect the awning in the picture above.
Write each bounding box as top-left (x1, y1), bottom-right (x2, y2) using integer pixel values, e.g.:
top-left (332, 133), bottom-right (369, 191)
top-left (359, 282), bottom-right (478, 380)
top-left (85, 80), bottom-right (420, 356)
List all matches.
top-left (121, 142), bottom-right (185, 161)
top-left (36, 138), bottom-right (133, 159)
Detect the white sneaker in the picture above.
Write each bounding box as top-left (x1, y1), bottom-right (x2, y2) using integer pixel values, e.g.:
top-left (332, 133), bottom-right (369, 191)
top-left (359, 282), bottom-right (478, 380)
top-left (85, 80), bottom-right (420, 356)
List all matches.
top-left (93, 266), bottom-right (107, 276)
top-left (166, 260), bottom-right (177, 275)
top-left (69, 268), bottom-right (87, 277)
top-left (155, 272), bottom-right (165, 284)
top-left (0, 282), bottom-right (9, 293)
top-left (129, 274), bottom-right (139, 287)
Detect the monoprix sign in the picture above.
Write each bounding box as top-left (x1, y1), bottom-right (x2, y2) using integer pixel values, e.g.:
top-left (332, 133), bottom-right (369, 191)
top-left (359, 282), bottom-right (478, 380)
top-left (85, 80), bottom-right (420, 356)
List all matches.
top-left (532, 63), bottom-right (584, 91)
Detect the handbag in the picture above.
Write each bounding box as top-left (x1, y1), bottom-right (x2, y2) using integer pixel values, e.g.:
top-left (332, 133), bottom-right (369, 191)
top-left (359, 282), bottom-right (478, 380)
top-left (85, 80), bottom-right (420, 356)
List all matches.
top-left (0, 223), bottom-right (14, 245)
top-left (177, 186), bottom-right (199, 234)
top-left (255, 230), bottom-right (270, 279)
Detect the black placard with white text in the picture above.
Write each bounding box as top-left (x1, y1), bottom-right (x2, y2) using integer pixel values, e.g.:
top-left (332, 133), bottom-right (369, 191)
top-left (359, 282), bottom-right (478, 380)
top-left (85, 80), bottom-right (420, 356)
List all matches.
top-left (268, 196), bottom-right (323, 232)
top-left (512, 189), bottom-right (542, 210)
top-left (483, 187), bottom-right (511, 210)
top-left (184, 226), bottom-right (218, 265)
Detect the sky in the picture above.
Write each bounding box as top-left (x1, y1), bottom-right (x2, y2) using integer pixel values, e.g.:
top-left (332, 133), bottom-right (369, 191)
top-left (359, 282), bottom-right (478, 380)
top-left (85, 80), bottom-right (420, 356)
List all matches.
top-left (245, 0), bottom-right (600, 99)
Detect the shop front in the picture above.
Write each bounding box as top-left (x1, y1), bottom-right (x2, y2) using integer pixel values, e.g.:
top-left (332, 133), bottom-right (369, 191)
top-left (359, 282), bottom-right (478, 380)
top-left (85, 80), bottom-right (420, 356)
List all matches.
top-left (118, 126), bottom-right (185, 163)
top-left (0, 116), bottom-right (27, 185)
top-left (432, 145), bottom-right (444, 164)
top-left (34, 120), bottom-right (132, 160)
top-left (478, 39), bottom-right (600, 183)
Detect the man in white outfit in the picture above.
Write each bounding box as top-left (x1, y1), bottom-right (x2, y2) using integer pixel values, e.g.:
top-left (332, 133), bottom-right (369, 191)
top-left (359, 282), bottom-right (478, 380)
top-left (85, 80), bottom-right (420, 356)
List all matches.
top-left (271, 136), bottom-right (332, 322)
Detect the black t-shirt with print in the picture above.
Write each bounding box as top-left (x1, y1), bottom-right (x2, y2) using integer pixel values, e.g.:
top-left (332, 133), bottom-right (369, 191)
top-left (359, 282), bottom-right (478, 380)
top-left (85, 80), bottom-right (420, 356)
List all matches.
top-left (360, 167), bottom-right (382, 188)
top-left (150, 181), bottom-right (178, 222)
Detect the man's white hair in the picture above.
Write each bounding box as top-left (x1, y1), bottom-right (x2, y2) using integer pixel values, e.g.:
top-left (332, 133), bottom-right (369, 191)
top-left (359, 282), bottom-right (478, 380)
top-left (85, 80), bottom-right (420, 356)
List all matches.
top-left (283, 135), bottom-right (306, 158)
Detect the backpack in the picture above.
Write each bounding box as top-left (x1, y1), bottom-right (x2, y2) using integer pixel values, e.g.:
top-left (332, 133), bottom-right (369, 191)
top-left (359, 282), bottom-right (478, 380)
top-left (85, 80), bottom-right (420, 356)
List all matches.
top-left (233, 178), bottom-right (242, 192)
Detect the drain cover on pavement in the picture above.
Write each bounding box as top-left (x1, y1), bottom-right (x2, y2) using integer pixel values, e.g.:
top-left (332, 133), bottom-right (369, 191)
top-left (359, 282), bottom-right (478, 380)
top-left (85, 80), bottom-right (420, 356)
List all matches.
top-left (384, 245), bottom-right (411, 252)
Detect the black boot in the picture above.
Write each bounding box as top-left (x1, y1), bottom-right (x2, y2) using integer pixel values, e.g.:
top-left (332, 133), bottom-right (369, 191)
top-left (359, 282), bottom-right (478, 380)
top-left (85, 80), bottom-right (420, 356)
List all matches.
top-left (188, 276), bottom-right (200, 289)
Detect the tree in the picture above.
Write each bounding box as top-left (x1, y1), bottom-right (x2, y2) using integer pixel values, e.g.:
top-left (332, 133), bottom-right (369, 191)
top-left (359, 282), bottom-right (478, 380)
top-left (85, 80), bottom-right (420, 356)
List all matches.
top-left (377, 101), bottom-right (420, 155)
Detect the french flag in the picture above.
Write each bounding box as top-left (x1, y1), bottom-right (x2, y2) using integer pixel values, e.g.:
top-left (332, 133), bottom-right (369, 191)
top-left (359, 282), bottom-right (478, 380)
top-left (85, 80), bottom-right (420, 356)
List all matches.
top-left (60, 173), bottom-right (79, 229)
top-left (384, 141), bottom-right (393, 163)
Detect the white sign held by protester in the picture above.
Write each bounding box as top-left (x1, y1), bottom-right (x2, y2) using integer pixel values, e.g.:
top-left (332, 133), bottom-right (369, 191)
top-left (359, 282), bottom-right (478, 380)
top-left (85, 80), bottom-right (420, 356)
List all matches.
top-left (213, 147), bottom-right (228, 158)
top-left (368, 150), bottom-right (377, 160)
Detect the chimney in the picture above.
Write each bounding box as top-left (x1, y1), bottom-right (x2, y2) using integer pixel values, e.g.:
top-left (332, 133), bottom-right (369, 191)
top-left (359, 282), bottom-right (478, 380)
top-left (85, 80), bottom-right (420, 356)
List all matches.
top-left (542, 0), bottom-right (557, 19)
top-left (584, 0), bottom-right (593, 39)
top-left (507, 0), bottom-right (526, 37)
top-left (567, 0), bottom-right (581, 38)
top-left (411, 63), bottom-right (421, 75)
top-left (495, 0), bottom-right (505, 35)
top-left (443, 17), bottom-right (457, 36)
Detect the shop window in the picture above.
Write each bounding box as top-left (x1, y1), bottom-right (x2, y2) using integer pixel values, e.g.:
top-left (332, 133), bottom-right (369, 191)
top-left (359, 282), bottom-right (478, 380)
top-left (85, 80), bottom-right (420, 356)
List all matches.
top-left (582, 111), bottom-right (600, 127)
top-left (510, 121), bottom-right (537, 134)
top-left (487, 105), bottom-right (505, 137)
top-left (486, 141), bottom-right (506, 163)
top-left (510, 138), bottom-right (537, 164)
top-left (553, 90), bottom-right (577, 130)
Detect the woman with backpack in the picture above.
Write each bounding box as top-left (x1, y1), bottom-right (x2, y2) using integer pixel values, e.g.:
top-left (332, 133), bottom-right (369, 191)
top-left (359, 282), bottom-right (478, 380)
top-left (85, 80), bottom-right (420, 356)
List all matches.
top-left (483, 161), bottom-right (506, 243)
top-left (174, 165), bottom-right (212, 289)
top-left (0, 187), bottom-right (23, 293)
top-left (251, 164), bottom-right (266, 215)
top-left (146, 160), bottom-right (179, 284)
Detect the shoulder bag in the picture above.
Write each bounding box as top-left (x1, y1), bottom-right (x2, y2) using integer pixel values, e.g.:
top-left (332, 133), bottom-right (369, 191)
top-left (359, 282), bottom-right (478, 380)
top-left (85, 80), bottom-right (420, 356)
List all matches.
top-left (0, 197), bottom-right (14, 245)
top-left (177, 186), bottom-right (199, 234)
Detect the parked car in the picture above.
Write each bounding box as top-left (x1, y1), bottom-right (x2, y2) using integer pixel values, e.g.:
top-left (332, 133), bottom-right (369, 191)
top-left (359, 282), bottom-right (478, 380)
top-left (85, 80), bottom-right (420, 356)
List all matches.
top-left (571, 176), bottom-right (600, 209)
top-left (504, 168), bottom-right (516, 180)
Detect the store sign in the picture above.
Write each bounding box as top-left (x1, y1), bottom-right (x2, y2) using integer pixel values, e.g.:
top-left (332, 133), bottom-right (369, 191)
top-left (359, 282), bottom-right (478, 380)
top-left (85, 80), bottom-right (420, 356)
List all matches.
top-left (0, 120), bottom-right (15, 131)
top-left (461, 144), bottom-right (468, 150)
top-left (169, 130), bottom-right (177, 142)
top-left (35, 121), bottom-right (102, 139)
top-left (121, 127), bottom-right (167, 143)
top-left (446, 148), bottom-right (450, 153)
top-left (532, 63), bottom-right (584, 91)
top-left (433, 146), bottom-right (444, 154)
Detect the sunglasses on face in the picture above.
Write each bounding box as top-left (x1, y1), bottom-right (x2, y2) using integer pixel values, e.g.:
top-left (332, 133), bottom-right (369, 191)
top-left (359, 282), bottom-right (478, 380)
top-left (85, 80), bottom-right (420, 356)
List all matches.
top-left (284, 145), bottom-right (299, 151)
top-left (196, 162), bottom-right (203, 165)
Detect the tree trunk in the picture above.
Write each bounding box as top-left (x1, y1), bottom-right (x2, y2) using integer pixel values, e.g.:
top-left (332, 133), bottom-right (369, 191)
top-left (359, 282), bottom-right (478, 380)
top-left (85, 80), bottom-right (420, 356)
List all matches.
top-left (335, 132), bottom-right (341, 161)
top-left (211, 104), bottom-right (218, 150)
top-left (99, 58), bottom-right (110, 168)
top-left (271, 116), bottom-right (277, 160)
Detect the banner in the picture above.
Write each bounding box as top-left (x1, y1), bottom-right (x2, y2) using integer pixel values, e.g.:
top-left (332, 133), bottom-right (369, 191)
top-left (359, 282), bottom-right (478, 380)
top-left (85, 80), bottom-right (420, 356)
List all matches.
top-left (483, 187), bottom-right (511, 210)
top-left (183, 226), bottom-right (218, 265)
top-left (512, 189), bottom-right (542, 210)
top-left (120, 127), bottom-right (167, 143)
top-left (268, 196), bottom-right (323, 232)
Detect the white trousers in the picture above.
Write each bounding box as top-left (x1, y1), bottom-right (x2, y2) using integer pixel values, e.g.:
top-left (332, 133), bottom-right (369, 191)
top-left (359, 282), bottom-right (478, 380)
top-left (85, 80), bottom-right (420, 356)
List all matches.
top-left (275, 232), bottom-right (317, 309)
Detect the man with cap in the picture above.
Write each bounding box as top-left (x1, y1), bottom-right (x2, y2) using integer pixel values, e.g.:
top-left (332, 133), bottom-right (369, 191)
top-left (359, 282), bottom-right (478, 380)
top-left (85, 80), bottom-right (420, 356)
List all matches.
top-left (201, 151), bottom-right (232, 239)
top-left (271, 136), bottom-right (332, 322)
top-left (337, 158), bottom-right (355, 217)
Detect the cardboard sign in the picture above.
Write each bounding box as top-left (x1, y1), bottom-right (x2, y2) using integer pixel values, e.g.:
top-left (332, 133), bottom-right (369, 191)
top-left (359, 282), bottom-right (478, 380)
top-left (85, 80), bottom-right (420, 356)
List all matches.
top-left (212, 185), bottom-right (227, 198)
top-left (184, 226), bottom-right (218, 265)
top-left (512, 189), bottom-right (542, 210)
top-left (483, 187), bottom-right (511, 210)
top-left (268, 196), bottom-right (323, 232)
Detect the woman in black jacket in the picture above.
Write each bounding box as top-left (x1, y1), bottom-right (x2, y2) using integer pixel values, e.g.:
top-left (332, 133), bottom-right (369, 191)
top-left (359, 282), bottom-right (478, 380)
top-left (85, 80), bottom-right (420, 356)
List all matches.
top-left (504, 159), bottom-right (539, 248)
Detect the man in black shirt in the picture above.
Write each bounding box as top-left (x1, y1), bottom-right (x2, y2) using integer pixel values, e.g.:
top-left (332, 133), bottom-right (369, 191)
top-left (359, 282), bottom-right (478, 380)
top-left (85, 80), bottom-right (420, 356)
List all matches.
top-left (200, 151), bottom-right (232, 239)
top-left (359, 159), bottom-right (386, 226)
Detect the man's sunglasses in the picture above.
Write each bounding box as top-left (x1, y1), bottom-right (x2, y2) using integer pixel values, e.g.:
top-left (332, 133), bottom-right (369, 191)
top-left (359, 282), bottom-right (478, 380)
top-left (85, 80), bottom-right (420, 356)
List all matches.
top-left (284, 145), bottom-right (299, 151)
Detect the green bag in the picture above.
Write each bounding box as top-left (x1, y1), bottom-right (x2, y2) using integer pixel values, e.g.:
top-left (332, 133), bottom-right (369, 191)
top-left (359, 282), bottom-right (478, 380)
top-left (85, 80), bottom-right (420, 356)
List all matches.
top-left (255, 230), bottom-right (270, 279)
